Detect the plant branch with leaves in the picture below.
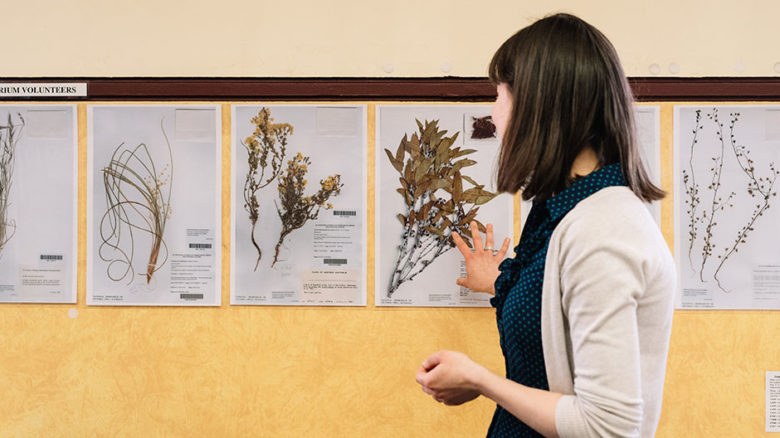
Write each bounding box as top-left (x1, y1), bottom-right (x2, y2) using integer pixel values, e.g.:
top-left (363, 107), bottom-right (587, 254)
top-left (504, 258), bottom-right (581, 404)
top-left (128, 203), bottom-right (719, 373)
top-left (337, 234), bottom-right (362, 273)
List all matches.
top-left (385, 119), bottom-right (497, 297)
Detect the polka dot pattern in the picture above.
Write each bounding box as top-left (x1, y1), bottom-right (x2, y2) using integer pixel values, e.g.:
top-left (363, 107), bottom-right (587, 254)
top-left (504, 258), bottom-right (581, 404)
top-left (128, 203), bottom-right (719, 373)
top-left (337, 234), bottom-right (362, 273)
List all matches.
top-left (485, 163), bottom-right (626, 437)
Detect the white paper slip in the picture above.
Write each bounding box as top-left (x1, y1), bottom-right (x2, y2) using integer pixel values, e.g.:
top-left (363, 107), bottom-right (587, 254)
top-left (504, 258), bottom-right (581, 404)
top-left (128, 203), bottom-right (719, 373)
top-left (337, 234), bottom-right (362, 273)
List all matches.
top-left (768, 371), bottom-right (780, 432)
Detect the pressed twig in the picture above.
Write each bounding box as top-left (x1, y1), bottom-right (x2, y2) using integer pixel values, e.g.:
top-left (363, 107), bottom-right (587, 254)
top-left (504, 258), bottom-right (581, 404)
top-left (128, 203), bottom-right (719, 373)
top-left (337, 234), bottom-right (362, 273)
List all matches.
top-left (385, 119), bottom-right (497, 297)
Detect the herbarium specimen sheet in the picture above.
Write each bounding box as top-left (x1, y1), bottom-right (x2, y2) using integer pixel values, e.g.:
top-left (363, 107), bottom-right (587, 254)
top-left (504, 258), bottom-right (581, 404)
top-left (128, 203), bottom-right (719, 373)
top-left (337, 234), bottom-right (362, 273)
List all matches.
top-left (231, 105), bottom-right (367, 306)
top-left (0, 105), bottom-right (77, 303)
top-left (376, 105), bottom-right (513, 307)
top-left (87, 105), bottom-right (221, 306)
top-left (675, 105), bottom-right (780, 309)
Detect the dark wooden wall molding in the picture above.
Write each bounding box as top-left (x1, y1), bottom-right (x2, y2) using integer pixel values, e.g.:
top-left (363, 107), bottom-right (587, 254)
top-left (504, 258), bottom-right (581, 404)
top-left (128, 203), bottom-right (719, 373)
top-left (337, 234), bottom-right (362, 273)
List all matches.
top-left (1, 77), bottom-right (779, 101)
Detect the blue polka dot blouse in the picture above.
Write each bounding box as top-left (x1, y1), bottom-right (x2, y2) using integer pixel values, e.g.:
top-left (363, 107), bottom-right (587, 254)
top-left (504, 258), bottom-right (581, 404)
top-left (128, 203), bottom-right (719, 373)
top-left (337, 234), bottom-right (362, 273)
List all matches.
top-left (486, 163), bottom-right (627, 438)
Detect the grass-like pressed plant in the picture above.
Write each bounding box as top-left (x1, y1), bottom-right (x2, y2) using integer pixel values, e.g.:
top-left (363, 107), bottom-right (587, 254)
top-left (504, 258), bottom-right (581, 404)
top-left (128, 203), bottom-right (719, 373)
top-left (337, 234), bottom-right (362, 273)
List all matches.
top-left (99, 118), bottom-right (173, 285)
top-left (384, 119), bottom-right (497, 297)
top-left (242, 108), bottom-right (292, 270)
top-left (0, 113), bottom-right (24, 256)
top-left (272, 152), bottom-right (342, 267)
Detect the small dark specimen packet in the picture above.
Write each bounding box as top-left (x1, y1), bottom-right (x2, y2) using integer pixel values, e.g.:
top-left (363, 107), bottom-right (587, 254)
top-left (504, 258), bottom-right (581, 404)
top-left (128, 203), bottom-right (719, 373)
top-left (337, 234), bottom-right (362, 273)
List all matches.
top-left (471, 115), bottom-right (496, 139)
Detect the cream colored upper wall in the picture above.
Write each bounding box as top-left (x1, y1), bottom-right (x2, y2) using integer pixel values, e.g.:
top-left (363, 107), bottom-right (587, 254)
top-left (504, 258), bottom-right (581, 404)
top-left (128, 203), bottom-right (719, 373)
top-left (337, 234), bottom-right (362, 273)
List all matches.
top-left (5, 0), bottom-right (779, 77)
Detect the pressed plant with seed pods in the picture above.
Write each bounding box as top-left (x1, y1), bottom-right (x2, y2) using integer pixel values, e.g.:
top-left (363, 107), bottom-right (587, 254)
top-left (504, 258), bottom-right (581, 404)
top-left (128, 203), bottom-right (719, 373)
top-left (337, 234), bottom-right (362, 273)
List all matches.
top-left (242, 107), bottom-right (292, 270)
top-left (711, 111), bottom-right (778, 291)
top-left (682, 108), bottom-right (778, 292)
top-left (272, 152), bottom-right (342, 267)
top-left (99, 118), bottom-right (173, 285)
top-left (0, 113), bottom-right (23, 257)
top-left (385, 119), bottom-right (497, 297)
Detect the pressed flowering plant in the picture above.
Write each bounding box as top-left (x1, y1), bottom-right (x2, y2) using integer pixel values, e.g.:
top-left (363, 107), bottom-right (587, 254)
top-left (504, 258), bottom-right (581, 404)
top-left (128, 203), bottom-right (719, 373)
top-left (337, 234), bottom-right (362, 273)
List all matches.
top-left (99, 119), bottom-right (173, 285)
top-left (242, 108), bottom-right (292, 270)
top-left (682, 108), bottom-right (778, 292)
top-left (272, 152), bottom-right (342, 267)
top-left (0, 113), bottom-right (23, 256)
top-left (384, 119), bottom-right (497, 297)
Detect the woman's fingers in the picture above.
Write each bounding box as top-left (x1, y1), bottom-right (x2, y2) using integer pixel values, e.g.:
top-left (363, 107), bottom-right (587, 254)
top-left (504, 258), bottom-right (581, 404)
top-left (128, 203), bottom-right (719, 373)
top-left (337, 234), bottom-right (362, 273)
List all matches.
top-left (497, 237), bottom-right (511, 259)
top-left (485, 223), bottom-right (495, 249)
top-left (451, 232), bottom-right (472, 257)
top-left (469, 221), bottom-right (483, 251)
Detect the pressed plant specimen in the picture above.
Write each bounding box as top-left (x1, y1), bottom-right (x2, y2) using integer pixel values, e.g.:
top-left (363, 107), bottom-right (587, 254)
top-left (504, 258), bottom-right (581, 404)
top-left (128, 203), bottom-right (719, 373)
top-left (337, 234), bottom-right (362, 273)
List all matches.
top-left (0, 113), bottom-right (24, 256)
top-left (272, 152), bottom-right (342, 267)
top-left (99, 118), bottom-right (173, 285)
top-left (696, 109), bottom-right (736, 280)
top-left (470, 115), bottom-right (496, 139)
top-left (711, 111), bottom-right (778, 291)
top-left (682, 109), bottom-right (704, 267)
top-left (682, 108), bottom-right (778, 292)
top-left (384, 119), bottom-right (497, 297)
top-left (242, 107), bottom-right (293, 270)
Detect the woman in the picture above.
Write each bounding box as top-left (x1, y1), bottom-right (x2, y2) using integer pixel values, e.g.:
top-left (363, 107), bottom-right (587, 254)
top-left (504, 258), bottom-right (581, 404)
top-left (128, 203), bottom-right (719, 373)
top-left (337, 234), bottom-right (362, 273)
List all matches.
top-left (414, 13), bottom-right (675, 438)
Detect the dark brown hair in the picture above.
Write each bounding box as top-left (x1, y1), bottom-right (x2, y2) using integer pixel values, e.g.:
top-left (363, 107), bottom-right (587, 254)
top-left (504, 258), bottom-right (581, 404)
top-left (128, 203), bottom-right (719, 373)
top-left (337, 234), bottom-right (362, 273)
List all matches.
top-left (489, 13), bottom-right (663, 202)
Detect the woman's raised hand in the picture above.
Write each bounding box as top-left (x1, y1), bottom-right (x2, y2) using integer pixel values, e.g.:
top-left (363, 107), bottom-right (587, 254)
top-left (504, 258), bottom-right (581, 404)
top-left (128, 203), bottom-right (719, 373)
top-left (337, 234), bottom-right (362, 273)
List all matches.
top-left (452, 221), bottom-right (511, 294)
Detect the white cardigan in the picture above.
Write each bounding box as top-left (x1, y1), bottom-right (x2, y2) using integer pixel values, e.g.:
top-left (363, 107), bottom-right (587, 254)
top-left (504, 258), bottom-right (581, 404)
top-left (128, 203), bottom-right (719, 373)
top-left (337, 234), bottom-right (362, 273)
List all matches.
top-left (540, 186), bottom-right (675, 438)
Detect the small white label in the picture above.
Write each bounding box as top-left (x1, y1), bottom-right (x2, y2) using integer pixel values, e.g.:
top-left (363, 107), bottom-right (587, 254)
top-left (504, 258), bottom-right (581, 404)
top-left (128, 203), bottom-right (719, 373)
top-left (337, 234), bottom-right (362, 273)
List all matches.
top-left (300, 269), bottom-right (359, 304)
top-left (0, 83), bottom-right (86, 97)
top-left (175, 108), bottom-right (216, 142)
top-left (26, 110), bottom-right (71, 138)
top-left (768, 371), bottom-right (780, 432)
top-left (315, 107), bottom-right (360, 136)
top-left (766, 110), bottom-right (780, 141)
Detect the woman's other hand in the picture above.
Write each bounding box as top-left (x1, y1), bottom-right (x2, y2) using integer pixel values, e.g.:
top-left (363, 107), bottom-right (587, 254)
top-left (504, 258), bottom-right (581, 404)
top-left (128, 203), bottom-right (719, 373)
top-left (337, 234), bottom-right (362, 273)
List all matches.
top-left (452, 221), bottom-right (511, 294)
top-left (415, 350), bottom-right (489, 406)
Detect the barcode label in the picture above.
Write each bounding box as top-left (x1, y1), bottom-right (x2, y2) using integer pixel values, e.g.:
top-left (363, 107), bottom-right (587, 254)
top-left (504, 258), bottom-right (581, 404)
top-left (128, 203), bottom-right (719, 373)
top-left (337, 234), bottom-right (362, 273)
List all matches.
top-left (180, 294), bottom-right (204, 300)
top-left (324, 258), bottom-right (348, 266)
top-left (189, 243), bottom-right (212, 249)
top-left (40, 254), bottom-right (63, 261)
top-left (333, 210), bottom-right (356, 216)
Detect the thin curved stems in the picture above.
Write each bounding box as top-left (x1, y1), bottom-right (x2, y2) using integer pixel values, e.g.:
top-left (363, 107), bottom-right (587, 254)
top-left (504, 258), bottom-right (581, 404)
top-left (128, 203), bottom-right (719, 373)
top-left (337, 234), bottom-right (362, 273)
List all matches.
top-left (99, 118), bottom-right (173, 285)
top-left (0, 113), bottom-right (24, 257)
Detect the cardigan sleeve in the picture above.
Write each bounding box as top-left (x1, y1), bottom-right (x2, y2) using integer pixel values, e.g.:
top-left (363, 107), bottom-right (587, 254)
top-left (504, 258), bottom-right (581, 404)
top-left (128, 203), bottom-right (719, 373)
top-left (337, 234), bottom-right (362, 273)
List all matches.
top-left (552, 211), bottom-right (657, 438)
